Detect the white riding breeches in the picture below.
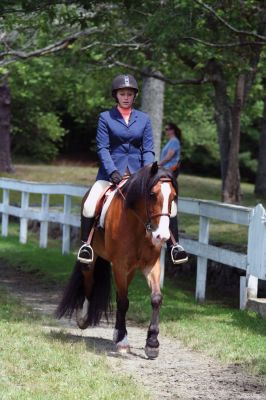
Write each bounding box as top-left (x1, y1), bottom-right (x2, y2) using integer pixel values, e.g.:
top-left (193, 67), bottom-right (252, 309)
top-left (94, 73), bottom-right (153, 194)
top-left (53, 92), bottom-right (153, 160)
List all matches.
top-left (82, 180), bottom-right (111, 218)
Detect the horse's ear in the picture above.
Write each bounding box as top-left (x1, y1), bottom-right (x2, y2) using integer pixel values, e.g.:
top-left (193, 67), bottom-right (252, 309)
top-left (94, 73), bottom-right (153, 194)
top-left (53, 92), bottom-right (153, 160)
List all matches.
top-left (150, 161), bottom-right (158, 175)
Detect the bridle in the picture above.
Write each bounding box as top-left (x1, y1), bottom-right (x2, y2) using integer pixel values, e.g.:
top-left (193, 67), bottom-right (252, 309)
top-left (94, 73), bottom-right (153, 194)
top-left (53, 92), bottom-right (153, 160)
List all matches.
top-left (117, 177), bottom-right (174, 233)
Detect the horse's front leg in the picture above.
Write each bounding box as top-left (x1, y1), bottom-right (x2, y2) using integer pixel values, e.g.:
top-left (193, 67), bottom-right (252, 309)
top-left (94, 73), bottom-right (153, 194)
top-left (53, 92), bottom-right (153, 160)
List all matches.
top-left (143, 258), bottom-right (162, 359)
top-left (113, 292), bottom-right (129, 353)
top-left (113, 268), bottom-right (135, 354)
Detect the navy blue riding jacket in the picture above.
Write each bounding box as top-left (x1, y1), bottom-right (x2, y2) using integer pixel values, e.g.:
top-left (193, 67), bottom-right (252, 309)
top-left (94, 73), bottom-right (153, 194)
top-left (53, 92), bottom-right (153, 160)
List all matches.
top-left (96, 107), bottom-right (155, 181)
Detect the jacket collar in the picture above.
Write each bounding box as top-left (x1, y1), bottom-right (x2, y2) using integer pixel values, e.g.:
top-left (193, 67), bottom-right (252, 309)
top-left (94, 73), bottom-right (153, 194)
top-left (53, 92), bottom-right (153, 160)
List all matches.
top-left (111, 107), bottom-right (138, 127)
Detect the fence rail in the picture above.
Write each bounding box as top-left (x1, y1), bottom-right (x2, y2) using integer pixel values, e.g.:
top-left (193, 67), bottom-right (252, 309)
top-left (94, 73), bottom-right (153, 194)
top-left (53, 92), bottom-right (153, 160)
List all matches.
top-left (1, 177), bottom-right (266, 309)
top-left (0, 178), bottom-right (87, 254)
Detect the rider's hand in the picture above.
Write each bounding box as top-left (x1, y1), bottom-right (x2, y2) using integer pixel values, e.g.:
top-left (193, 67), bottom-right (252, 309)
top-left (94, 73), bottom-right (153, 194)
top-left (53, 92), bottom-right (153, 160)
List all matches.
top-left (109, 170), bottom-right (122, 185)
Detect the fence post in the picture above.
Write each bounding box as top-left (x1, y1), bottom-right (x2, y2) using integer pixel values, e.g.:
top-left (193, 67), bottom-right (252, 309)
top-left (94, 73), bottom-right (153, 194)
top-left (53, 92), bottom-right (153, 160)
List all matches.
top-left (240, 205), bottom-right (264, 308)
top-left (2, 189), bottom-right (9, 237)
top-left (20, 191), bottom-right (29, 244)
top-left (240, 274), bottom-right (258, 310)
top-left (62, 194), bottom-right (71, 254)
top-left (196, 216), bottom-right (209, 302)
top-left (40, 193), bottom-right (49, 248)
top-left (239, 276), bottom-right (247, 310)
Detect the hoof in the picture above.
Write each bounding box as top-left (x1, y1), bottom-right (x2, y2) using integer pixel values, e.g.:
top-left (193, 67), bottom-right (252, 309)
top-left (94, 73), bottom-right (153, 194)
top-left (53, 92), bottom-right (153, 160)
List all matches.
top-left (116, 335), bottom-right (130, 354)
top-left (117, 343), bottom-right (130, 354)
top-left (145, 345), bottom-right (159, 359)
top-left (76, 299), bottom-right (89, 330)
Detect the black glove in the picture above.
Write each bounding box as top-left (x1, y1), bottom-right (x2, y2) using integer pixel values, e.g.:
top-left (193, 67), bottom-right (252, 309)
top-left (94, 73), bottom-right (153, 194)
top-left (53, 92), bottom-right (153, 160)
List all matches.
top-left (110, 170), bottom-right (122, 185)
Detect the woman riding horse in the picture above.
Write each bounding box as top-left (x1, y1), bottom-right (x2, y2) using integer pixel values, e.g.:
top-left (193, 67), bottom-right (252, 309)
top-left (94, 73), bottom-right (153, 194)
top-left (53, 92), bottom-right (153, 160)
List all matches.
top-left (57, 162), bottom-right (180, 358)
top-left (78, 74), bottom-right (187, 265)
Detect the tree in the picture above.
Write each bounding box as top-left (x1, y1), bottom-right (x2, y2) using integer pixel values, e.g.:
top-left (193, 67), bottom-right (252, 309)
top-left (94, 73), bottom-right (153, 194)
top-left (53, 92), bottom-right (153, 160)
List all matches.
top-left (1, 0), bottom-right (162, 169)
top-left (141, 69), bottom-right (165, 159)
top-left (128, 0), bottom-right (266, 203)
top-left (255, 77), bottom-right (266, 196)
top-left (0, 1), bottom-right (118, 169)
top-left (0, 76), bottom-right (14, 172)
top-left (1, 0), bottom-right (266, 203)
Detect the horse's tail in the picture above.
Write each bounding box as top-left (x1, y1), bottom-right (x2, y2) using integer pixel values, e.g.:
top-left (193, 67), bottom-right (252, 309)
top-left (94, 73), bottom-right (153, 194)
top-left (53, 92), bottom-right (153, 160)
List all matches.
top-left (55, 257), bottom-right (112, 326)
top-left (87, 256), bottom-right (112, 326)
top-left (55, 261), bottom-right (85, 320)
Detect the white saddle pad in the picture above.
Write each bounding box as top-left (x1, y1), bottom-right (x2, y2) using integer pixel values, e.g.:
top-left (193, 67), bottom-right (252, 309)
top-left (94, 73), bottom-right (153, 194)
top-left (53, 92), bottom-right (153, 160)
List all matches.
top-left (99, 188), bottom-right (118, 228)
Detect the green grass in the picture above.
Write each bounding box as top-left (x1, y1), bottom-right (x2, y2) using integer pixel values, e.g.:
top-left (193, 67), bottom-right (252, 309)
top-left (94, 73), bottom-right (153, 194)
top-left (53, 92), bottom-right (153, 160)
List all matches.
top-left (1, 238), bottom-right (266, 377)
top-left (0, 163), bottom-right (97, 186)
top-left (0, 163), bottom-right (93, 208)
top-left (128, 273), bottom-right (266, 376)
top-left (0, 235), bottom-right (75, 282)
top-left (0, 289), bottom-right (149, 400)
top-left (178, 174), bottom-right (266, 208)
top-left (1, 163), bottom-right (266, 378)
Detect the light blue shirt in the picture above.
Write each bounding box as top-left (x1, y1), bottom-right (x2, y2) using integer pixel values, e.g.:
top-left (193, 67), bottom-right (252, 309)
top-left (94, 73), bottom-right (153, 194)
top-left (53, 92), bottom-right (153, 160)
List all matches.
top-left (160, 137), bottom-right (180, 168)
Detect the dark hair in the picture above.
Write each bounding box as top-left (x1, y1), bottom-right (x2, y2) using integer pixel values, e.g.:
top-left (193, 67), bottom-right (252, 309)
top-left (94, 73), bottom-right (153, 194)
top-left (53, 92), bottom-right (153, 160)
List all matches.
top-left (166, 122), bottom-right (182, 141)
top-left (122, 162), bottom-right (178, 210)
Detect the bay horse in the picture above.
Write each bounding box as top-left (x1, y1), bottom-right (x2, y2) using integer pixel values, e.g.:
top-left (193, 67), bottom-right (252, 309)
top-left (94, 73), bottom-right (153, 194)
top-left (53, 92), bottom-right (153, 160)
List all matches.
top-left (56, 162), bottom-right (178, 359)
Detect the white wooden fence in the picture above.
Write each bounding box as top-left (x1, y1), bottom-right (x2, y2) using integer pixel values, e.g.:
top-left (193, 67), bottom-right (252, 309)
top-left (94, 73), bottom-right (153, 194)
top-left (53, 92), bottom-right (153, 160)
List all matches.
top-left (0, 178), bottom-right (87, 254)
top-left (176, 198), bottom-right (266, 309)
top-left (1, 177), bottom-right (266, 309)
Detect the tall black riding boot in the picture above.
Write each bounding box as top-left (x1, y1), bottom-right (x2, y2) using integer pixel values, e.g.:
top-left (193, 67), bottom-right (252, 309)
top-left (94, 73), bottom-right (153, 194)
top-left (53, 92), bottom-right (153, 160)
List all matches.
top-left (167, 217), bottom-right (188, 264)
top-left (77, 215), bottom-right (95, 264)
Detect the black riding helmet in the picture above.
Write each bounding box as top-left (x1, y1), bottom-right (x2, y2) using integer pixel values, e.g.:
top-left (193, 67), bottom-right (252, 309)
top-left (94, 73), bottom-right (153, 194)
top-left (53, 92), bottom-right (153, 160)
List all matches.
top-left (112, 74), bottom-right (138, 99)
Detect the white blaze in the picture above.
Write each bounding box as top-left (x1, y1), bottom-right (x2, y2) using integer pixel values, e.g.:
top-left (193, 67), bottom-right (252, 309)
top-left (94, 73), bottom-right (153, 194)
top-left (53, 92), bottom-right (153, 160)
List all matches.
top-left (151, 182), bottom-right (171, 245)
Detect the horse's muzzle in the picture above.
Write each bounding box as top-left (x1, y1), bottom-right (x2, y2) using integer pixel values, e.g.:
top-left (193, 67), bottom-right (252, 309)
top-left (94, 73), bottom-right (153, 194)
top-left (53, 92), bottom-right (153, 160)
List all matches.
top-left (151, 231), bottom-right (170, 246)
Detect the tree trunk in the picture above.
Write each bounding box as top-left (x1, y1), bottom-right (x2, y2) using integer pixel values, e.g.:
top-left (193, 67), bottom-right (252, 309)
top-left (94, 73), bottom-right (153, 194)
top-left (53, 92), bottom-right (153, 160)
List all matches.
top-left (255, 78), bottom-right (266, 196)
top-left (223, 75), bottom-right (245, 203)
top-left (206, 59), bottom-right (232, 191)
top-left (205, 37), bottom-right (263, 203)
top-left (141, 68), bottom-right (165, 160)
top-left (0, 78), bottom-right (14, 173)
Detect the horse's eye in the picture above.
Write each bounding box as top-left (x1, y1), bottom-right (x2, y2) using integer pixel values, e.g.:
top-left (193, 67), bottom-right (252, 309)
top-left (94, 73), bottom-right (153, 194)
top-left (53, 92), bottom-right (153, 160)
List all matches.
top-left (150, 192), bottom-right (156, 198)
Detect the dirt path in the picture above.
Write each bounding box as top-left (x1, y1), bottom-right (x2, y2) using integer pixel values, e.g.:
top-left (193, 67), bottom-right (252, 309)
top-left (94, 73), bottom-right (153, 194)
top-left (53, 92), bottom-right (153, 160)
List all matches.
top-left (1, 263), bottom-right (266, 400)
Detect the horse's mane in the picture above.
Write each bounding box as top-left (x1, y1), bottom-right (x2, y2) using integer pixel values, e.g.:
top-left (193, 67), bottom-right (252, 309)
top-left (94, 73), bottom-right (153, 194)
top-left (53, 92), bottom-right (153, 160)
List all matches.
top-left (122, 162), bottom-right (178, 209)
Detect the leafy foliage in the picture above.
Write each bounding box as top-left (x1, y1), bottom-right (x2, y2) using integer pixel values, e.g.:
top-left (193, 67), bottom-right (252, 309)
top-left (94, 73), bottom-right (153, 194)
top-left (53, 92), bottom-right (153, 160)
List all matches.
top-left (1, 0), bottom-right (266, 178)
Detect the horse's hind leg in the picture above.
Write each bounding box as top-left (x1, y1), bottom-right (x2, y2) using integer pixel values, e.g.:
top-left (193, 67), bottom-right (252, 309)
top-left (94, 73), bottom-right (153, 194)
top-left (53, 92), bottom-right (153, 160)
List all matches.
top-left (56, 260), bottom-right (90, 327)
top-left (143, 259), bottom-right (162, 359)
top-left (76, 264), bottom-right (95, 329)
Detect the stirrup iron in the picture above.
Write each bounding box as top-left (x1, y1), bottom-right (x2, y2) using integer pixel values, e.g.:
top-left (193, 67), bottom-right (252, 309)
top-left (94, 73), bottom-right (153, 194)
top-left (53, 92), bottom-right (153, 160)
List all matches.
top-left (77, 243), bottom-right (94, 264)
top-left (171, 244), bottom-right (188, 265)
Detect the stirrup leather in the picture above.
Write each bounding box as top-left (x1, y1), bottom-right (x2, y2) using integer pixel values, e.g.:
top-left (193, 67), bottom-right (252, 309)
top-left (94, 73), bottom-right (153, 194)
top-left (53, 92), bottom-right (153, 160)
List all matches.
top-left (77, 243), bottom-right (94, 264)
top-left (171, 244), bottom-right (188, 265)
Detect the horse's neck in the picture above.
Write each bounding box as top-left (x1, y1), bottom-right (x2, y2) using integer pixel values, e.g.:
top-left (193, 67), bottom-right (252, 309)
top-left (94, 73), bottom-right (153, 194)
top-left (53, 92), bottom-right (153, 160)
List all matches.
top-left (108, 196), bottom-right (146, 231)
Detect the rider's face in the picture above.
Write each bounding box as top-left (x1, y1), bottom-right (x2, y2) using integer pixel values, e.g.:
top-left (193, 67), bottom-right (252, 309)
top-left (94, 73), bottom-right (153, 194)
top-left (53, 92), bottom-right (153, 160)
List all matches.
top-left (116, 88), bottom-right (135, 109)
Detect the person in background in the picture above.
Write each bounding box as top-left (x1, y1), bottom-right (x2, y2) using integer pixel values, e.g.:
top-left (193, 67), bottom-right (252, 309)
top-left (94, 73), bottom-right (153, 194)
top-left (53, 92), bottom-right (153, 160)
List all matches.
top-left (159, 122), bottom-right (188, 264)
top-left (160, 122), bottom-right (182, 178)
